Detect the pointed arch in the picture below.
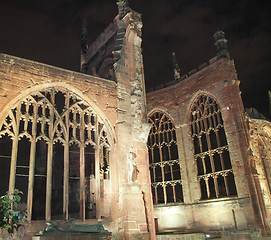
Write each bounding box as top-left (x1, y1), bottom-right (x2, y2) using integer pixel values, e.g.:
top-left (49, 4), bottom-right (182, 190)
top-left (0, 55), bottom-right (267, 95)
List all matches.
top-left (0, 82), bottom-right (116, 148)
top-left (147, 110), bottom-right (183, 204)
top-left (0, 84), bottom-right (115, 222)
top-left (189, 94), bottom-right (237, 200)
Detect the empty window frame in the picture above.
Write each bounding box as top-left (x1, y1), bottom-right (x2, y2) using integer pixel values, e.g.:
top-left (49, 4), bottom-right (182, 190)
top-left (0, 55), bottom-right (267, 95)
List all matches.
top-left (190, 95), bottom-right (237, 200)
top-left (0, 88), bottom-right (111, 222)
top-left (148, 111), bottom-right (183, 204)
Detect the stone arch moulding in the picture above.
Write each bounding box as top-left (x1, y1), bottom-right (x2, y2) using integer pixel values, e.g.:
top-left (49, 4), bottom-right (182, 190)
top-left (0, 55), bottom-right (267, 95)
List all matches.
top-left (0, 82), bottom-right (116, 147)
top-left (185, 90), bottom-right (225, 125)
top-left (147, 108), bottom-right (177, 128)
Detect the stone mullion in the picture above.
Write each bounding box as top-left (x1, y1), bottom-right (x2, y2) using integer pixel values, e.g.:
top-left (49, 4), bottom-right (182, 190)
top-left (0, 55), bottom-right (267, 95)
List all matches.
top-left (202, 157), bottom-right (207, 175)
top-left (80, 145), bottom-right (85, 220)
top-left (9, 137), bottom-right (19, 194)
top-left (218, 146), bottom-right (231, 196)
top-left (79, 111), bottom-right (86, 221)
top-left (168, 142), bottom-right (171, 160)
top-left (159, 143), bottom-right (167, 204)
top-left (26, 103), bottom-right (37, 222)
top-left (218, 151), bottom-right (230, 196)
top-left (63, 94), bottom-right (70, 221)
top-left (212, 114), bottom-right (217, 128)
top-left (207, 116), bottom-right (213, 129)
top-left (152, 165), bottom-right (156, 183)
top-left (195, 119), bottom-right (201, 136)
top-left (215, 129), bottom-right (221, 147)
top-left (107, 148), bottom-right (110, 172)
top-left (9, 109), bottom-right (21, 195)
top-left (45, 105), bottom-right (54, 221)
top-left (169, 162), bottom-right (176, 202)
top-left (41, 105), bottom-right (46, 133)
top-left (223, 173), bottom-right (230, 197)
top-left (198, 135), bottom-right (203, 153)
top-left (217, 111), bottom-right (222, 125)
top-left (209, 152), bottom-right (219, 197)
top-left (205, 177), bottom-right (211, 198)
top-left (154, 186), bottom-right (158, 204)
top-left (95, 115), bottom-right (101, 220)
top-left (151, 147), bottom-right (154, 164)
top-left (204, 115), bottom-right (219, 198)
top-left (95, 146), bottom-right (101, 220)
top-left (45, 141), bottom-right (53, 221)
top-left (166, 128), bottom-right (170, 146)
top-left (169, 164), bottom-right (174, 181)
top-left (63, 142), bottom-right (69, 220)
top-left (191, 122), bottom-right (196, 136)
top-left (219, 152), bottom-right (226, 171)
top-left (172, 184), bottom-right (177, 202)
top-left (199, 119), bottom-right (205, 133)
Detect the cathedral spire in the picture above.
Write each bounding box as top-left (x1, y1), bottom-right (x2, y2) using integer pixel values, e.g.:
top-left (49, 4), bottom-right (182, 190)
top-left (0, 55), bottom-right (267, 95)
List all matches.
top-left (214, 31), bottom-right (230, 59)
top-left (172, 52), bottom-right (181, 80)
top-left (81, 18), bottom-right (88, 55)
top-left (116, 0), bottom-right (130, 19)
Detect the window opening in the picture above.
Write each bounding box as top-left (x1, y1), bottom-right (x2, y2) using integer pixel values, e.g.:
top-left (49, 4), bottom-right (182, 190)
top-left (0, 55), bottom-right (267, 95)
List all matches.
top-left (190, 95), bottom-right (237, 200)
top-left (0, 88), bottom-right (111, 221)
top-left (147, 111), bottom-right (183, 204)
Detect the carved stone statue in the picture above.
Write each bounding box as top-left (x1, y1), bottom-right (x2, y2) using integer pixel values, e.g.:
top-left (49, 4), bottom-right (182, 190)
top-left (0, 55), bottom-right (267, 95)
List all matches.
top-left (127, 147), bottom-right (138, 182)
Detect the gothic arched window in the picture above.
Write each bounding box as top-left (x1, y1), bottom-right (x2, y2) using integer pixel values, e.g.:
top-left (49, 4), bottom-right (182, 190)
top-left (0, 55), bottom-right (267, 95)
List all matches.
top-left (147, 111), bottom-right (183, 204)
top-left (0, 88), bottom-right (111, 221)
top-left (190, 95), bottom-right (237, 200)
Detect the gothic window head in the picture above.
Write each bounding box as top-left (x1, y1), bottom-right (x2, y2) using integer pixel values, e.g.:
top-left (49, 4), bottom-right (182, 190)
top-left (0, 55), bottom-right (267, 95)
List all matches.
top-left (190, 95), bottom-right (237, 200)
top-left (147, 111), bottom-right (183, 204)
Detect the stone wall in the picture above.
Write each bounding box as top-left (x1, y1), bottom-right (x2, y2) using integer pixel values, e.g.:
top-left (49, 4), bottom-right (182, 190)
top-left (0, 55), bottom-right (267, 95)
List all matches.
top-left (247, 118), bottom-right (271, 234)
top-left (0, 53), bottom-right (118, 131)
top-left (146, 57), bottom-right (256, 233)
top-left (154, 198), bottom-right (254, 233)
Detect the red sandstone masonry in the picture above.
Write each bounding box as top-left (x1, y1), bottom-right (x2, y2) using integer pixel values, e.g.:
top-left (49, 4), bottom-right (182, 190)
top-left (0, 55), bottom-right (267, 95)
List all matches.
top-left (0, 53), bottom-right (118, 129)
top-left (146, 57), bottom-right (255, 232)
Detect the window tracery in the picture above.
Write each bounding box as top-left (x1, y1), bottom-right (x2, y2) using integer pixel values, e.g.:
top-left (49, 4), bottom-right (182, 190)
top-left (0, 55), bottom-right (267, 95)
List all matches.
top-left (0, 87), bottom-right (111, 221)
top-left (147, 111), bottom-right (183, 204)
top-left (190, 95), bottom-right (237, 200)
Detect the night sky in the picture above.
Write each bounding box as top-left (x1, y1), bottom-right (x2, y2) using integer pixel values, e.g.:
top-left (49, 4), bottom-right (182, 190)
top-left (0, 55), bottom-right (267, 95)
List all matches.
top-left (0, 0), bottom-right (270, 117)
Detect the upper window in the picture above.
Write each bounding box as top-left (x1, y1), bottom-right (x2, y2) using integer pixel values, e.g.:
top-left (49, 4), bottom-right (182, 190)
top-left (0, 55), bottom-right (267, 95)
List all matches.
top-left (190, 95), bottom-right (237, 200)
top-left (147, 111), bottom-right (183, 204)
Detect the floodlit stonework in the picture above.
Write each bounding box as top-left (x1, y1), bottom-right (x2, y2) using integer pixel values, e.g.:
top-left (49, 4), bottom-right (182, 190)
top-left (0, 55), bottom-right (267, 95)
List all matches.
top-left (0, 1), bottom-right (270, 239)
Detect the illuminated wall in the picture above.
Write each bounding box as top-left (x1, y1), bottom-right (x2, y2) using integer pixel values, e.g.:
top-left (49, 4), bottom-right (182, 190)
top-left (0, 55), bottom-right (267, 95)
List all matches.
top-left (147, 56), bottom-right (257, 233)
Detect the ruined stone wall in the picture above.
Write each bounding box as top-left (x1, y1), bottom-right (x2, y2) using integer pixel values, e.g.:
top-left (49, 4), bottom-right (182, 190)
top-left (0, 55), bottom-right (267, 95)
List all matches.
top-left (248, 118), bottom-right (271, 234)
top-left (109, 9), bottom-right (155, 239)
top-left (80, 4), bottom-right (156, 237)
top-left (0, 53), bottom-right (118, 130)
top-left (0, 53), bottom-right (119, 234)
top-left (146, 57), bottom-right (256, 232)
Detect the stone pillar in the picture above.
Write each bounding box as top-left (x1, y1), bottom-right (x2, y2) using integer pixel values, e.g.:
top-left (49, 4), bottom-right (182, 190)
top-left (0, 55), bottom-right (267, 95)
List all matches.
top-left (112, 7), bottom-right (156, 239)
top-left (120, 183), bottom-right (150, 239)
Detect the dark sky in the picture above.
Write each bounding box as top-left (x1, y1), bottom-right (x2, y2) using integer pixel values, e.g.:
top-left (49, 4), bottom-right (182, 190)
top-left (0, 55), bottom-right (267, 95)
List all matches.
top-left (0, 0), bottom-right (270, 117)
